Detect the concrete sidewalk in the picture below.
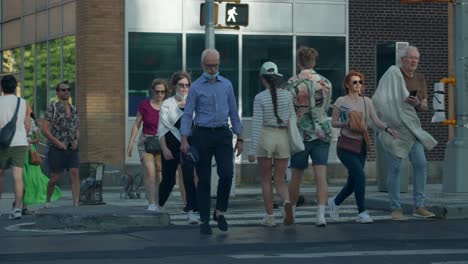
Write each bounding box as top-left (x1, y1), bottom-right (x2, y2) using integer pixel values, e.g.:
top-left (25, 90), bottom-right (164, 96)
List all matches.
top-left (1, 184), bottom-right (468, 231)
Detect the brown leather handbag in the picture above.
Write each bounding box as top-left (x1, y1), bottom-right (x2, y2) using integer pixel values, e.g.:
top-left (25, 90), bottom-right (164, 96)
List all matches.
top-left (337, 132), bottom-right (362, 155)
top-left (29, 148), bottom-right (42, 165)
top-left (337, 97), bottom-right (370, 154)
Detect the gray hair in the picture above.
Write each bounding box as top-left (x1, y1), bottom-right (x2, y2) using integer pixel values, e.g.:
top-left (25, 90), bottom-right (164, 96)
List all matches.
top-left (403, 46), bottom-right (419, 57)
top-left (200, 49), bottom-right (220, 63)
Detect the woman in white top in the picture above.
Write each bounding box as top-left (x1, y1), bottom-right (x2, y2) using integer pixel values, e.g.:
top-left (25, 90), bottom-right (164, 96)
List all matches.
top-left (158, 71), bottom-right (199, 224)
top-left (329, 70), bottom-right (397, 224)
top-left (248, 62), bottom-right (295, 227)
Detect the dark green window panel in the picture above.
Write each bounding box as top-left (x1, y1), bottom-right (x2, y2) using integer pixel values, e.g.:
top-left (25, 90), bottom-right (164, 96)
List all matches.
top-left (23, 44), bottom-right (35, 111)
top-left (296, 36), bottom-right (346, 103)
top-left (49, 38), bottom-right (62, 103)
top-left (63, 35), bottom-right (76, 99)
top-left (242, 35), bottom-right (292, 117)
top-left (36, 42), bottom-right (48, 118)
top-left (128, 32), bottom-right (182, 116)
top-left (186, 33), bottom-right (239, 100)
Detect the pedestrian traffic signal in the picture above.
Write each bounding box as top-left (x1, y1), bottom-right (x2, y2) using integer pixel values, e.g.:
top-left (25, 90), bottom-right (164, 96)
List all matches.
top-left (225, 3), bottom-right (249, 26)
top-left (200, 3), bottom-right (219, 26)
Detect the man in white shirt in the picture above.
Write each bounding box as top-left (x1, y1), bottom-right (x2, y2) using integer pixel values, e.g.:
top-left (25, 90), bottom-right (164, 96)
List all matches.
top-left (0, 75), bottom-right (31, 220)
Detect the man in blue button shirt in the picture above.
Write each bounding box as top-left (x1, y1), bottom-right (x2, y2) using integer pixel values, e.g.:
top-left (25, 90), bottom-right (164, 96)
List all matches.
top-left (180, 49), bottom-right (243, 235)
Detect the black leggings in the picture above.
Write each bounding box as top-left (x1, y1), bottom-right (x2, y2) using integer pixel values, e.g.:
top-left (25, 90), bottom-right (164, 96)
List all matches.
top-left (158, 142), bottom-right (197, 211)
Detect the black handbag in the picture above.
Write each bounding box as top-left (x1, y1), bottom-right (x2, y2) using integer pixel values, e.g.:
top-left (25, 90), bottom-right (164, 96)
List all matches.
top-left (0, 98), bottom-right (20, 149)
top-left (144, 136), bottom-right (162, 154)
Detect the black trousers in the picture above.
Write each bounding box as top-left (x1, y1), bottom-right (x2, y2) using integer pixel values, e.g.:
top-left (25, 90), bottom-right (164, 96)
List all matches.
top-left (191, 126), bottom-right (234, 223)
top-left (159, 140), bottom-right (197, 211)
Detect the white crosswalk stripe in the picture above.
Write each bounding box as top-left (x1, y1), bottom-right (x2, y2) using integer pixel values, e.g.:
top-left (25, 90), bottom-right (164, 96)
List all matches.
top-left (166, 205), bottom-right (420, 226)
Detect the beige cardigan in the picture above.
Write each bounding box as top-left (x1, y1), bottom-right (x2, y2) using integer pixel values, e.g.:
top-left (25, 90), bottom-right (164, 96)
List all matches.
top-left (372, 66), bottom-right (437, 158)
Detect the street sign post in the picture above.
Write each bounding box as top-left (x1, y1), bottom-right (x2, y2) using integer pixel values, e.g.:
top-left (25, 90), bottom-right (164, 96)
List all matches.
top-left (225, 3), bottom-right (249, 26)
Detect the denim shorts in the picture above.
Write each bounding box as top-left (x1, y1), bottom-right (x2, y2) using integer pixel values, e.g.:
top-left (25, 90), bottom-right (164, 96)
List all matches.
top-left (290, 139), bottom-right (330, 169)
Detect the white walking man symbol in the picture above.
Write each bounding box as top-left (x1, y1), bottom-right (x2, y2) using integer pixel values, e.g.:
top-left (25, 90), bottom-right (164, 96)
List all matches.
top-left (227, 7), bottom-right (238, 23)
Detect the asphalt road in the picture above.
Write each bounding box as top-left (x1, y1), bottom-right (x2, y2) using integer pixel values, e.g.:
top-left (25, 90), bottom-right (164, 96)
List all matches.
top-left (1, 217), bottom-right (468, 264)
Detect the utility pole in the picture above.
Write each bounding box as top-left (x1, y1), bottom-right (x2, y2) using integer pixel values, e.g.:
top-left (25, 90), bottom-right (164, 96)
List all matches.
top-left (443, 0), bottom-right (468, 192)
top-left (205, 0), bottom-right (215, 49)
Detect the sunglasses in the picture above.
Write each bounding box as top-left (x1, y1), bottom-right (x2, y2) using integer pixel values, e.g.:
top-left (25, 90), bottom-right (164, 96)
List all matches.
top-left (204, 63), bottom-right (219, 68)
top-left (177, 83), bottom-right (190, 88)
top-left (154, 90), bottom-right (166, 94)
top-left (58, 88), bottom-right (71, 92)
top-left (352, 80), bottom-right (363, 85)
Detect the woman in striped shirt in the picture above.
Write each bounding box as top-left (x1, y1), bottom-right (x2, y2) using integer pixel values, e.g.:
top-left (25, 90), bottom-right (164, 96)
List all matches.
top-left (248, 61), bottom-right (296, 227)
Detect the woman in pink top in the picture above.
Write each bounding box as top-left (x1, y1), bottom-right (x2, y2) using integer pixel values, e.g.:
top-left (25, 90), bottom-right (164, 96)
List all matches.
top-left (127, 79), bottom-right (169, 211)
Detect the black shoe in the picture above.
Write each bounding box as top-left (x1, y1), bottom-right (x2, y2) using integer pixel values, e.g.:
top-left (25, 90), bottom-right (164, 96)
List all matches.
top-left (200, 222), bottom-right (212, 235)
top-left (213, 211), bottom-right (228, 231)
top-left (296, 194), bottom-right (305, 207)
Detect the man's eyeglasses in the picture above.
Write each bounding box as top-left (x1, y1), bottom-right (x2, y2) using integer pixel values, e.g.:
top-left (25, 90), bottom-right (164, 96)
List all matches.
top-left (154, 90), bottom-right (166, 94)
top-left (177, 83), bottom-right (190, 88)
top-left (405, 56), bottom-right (420, 61)
top-left (204, 63), bottom-right (219, 68)
top-left (352, 80), bottom-right (363, 85)
top-left (58, 88), bottom-right (71, 92)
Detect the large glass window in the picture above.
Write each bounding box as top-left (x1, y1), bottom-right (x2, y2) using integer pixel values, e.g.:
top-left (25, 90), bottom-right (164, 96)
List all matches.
top-left (2, 48), bottom-right (22, 73)
top-left (63, 35), bottom-right (76, 98)
top-left (36, 42), bottom-right (48, 118)
top-left (297, 36), bottom-right (346, 102)
top-left (48, 38), bottom-right (61, 102)
top-left (242, 35), bottom-right (292, 117)
top-left (23, 44), bottom-right (35, 110)
top-left (186, 34), bottom-right (239, 99)
top-left (128, 32), bottom-right (182, 116)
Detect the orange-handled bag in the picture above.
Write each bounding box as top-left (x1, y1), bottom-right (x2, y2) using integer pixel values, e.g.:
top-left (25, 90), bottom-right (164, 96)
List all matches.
top-left (29, 148), bottom-right (42, 165)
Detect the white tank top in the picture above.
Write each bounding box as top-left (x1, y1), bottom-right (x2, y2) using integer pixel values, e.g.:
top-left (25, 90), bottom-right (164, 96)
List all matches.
top-left (0, 95), bottom-right (28, 147)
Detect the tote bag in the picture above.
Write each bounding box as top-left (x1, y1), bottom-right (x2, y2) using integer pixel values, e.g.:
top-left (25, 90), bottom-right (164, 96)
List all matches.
top-left (288, 117), bottom-right (305, 155)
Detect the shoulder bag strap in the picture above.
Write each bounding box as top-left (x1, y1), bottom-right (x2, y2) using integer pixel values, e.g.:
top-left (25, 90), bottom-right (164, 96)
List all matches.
top-left (11, 98), bottom-right (21, 123)
top-left (362, 97), bottom-right (371, 151)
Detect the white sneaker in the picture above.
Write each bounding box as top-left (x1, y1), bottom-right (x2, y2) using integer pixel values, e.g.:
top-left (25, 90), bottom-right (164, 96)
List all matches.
top-left (316, 205), bottom-right (326, 227)
top-left (147, 204), bottom-right (157, 211)
top-left (261, 214), bottom-right (276, 227)
top-left (316, 214), bottom-right (327, 227)
top-left (328, 197), bottom-right (339, 221)
top-left (187, 211), bottom-right (200, 224)
top-left (356, 211), bottom-right (374, 224)
top-left (8, 208), bottom-right (22, 220)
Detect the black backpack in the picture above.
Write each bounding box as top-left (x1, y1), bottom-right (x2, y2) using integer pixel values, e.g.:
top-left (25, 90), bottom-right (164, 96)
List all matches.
top-left (0, 98), bottom-right (21, 149)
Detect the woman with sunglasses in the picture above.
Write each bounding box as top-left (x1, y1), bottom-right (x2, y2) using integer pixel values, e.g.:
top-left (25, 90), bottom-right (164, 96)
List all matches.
top-left (329, 71), bottom-right (397, 223)
top-left (127, 79), bottom-right (169, 211)
top-left (157, 71), bottom-right (199, 224)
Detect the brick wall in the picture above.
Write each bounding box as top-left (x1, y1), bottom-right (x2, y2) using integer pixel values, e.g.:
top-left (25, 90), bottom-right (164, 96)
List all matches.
top-left (76, 0), bottom-right (125, 166)
top-left (349, 0), bottom-right (449, 161)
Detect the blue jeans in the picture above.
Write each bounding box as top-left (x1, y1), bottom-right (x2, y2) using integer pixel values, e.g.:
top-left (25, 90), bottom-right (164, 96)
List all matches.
top-left (335, 143), bottom-right (367, 213)
top-left (386, 141), bottom-right (427, 210)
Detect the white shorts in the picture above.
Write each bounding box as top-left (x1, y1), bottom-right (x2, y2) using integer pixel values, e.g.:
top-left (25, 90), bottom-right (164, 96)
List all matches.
top-left (256, 127), bottom-right (290, 159)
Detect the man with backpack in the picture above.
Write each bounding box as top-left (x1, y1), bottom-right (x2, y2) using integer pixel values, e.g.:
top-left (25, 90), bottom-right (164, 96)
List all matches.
top-left (0, 75), bottom-right (31, 219)
top-left (42, 80), bottom-right (80, 207)
top-left (287, 46), bottom-right (333, 226)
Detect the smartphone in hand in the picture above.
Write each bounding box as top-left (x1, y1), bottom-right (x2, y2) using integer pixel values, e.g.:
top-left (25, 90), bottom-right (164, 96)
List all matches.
top-left (409, 91), bottom-right (417, 97)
